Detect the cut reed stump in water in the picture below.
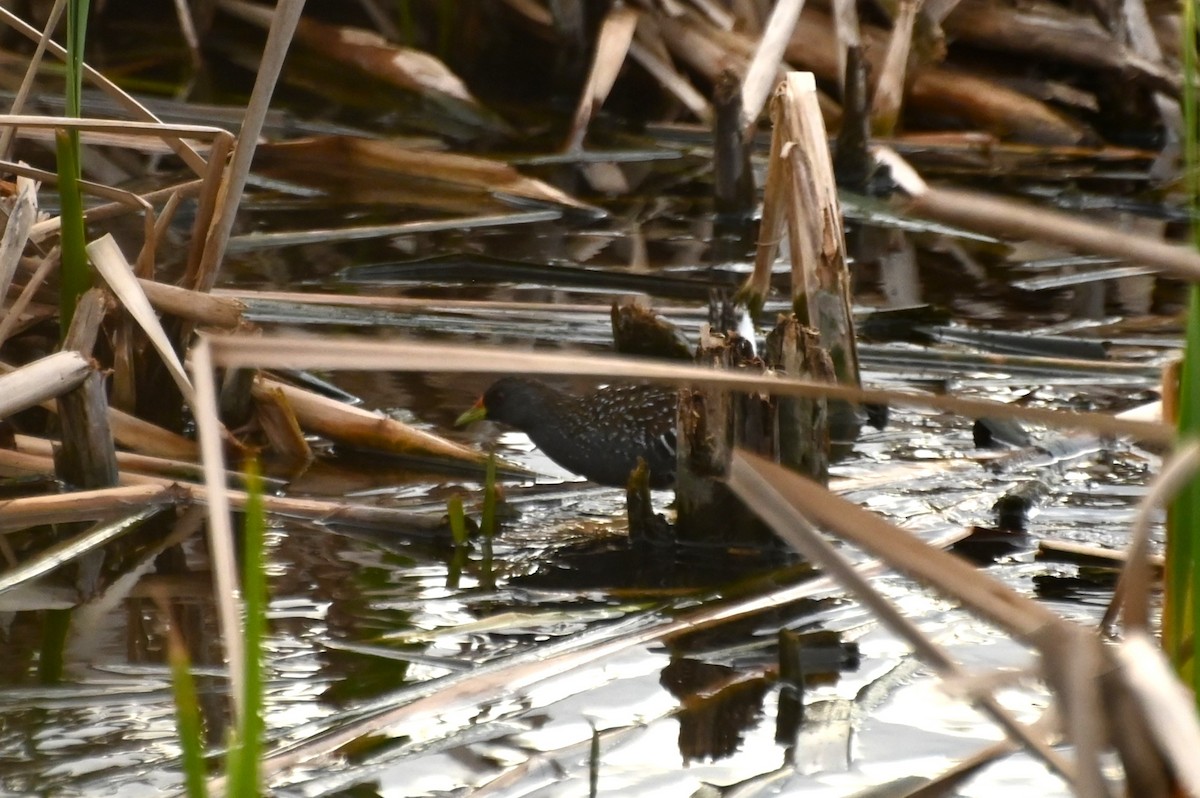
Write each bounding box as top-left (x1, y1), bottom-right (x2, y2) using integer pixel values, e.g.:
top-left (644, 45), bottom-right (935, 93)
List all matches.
top-left (665, 74), bottom-right (851, 548)
top-left (52, 288), bottom-right (119, 599)
top-left (610, 299), bottom-right (692, 361)
top-left (670, 318), bottom-right (834, 547)
top-left (55, 288), bottom-right (118, 491)
top-left (766, 317), bottom-right (833, 483)
top-left (674, 326), bottom-right (778, 548)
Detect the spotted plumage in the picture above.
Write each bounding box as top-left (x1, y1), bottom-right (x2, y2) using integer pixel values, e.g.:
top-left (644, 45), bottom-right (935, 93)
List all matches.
top-left (458, 377), bottom-right (678, 488)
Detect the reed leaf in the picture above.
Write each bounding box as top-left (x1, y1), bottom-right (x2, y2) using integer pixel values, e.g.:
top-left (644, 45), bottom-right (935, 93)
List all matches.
top-left (447, 494), bottom-right (468, 546)
top-left (226, 460), bottom-right (266, 796)
top-left (165, 610), bottom-right (209, 798)
top-left (57, 0), bottom-right (91, 335)
top-left (1165, 0), bottom-right (1200, 692)
top-left (481, 453), bottom-right (498, 538)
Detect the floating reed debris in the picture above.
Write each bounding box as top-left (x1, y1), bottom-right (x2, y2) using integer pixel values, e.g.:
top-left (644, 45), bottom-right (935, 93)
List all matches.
top-left (252, 376), bottom-right (499, 467)
top-left (0, 446), bottom-right (447, 534)
top-left (0, 483), bottom-right (187, 531)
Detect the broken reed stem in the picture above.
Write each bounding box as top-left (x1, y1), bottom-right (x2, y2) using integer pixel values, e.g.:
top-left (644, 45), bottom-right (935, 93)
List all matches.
top-left (870, 0), bottom-right (919, 136)
top-left (776, 73), bottom-right (859, 387)
top-left (739, 0), bottom-right (805, 138)
top-left (0, 351), bottom-right (90, 416)
top-left (195, 0), bottom-right (307, 292)
top-left (562, 3), bottom-right (638, 153)
top-left (0, 483), bottom-right (185, 530)
top-left (252, 376), bottom-right (491, 466)
top-left (1, 357), bottom-right (198, 457)
top-left (138, 279), bottom-right (245, 328)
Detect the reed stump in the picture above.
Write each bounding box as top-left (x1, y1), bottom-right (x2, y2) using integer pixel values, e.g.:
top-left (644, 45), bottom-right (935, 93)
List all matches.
top-left (674, 316), bottom-right (831, 548)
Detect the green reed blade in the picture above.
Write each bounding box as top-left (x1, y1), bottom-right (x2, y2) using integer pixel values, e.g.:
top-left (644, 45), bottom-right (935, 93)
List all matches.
top-left (166, 621), bottom-right (209, 798)
top-left (227, 460), bottom-right (266, 796)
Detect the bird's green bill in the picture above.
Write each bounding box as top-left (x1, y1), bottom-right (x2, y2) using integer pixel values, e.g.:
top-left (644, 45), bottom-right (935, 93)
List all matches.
top-left (455, 400), bottom-right (487, 427)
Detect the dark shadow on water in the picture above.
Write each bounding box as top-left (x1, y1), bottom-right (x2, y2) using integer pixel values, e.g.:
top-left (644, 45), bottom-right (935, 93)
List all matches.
top-left (508, 534), bottom-right (810, 592)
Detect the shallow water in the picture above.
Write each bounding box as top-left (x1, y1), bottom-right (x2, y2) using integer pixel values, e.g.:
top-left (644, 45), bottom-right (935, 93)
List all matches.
top-left (0, 23), bottom-right (1183, 794)
top-left (0, 197), bottom-right (1170, 794)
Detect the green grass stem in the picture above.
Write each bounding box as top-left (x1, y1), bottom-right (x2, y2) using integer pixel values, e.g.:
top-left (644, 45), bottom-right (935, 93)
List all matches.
top-left (481, 453), bottom-right (498, 538)
top-left (226, 461), bottom-right (266, 796)
top-left (165, 619), bottom-right (209, 798)
top-left (1166, 0), bottom-right (1200, 692)
top-left (447, 495), bottom-right (468, 546)
top-left (57, 0), bottom-right (92, 336)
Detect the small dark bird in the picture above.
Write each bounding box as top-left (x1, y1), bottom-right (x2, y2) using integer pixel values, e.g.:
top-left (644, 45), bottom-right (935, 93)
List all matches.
top-left (456, 377), bottom-right (678, 488)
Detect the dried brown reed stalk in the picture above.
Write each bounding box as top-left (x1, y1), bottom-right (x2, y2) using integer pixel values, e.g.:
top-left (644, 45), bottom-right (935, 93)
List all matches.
top-left (253, 376), bottom-right (492, 465)
top-left (204, 334), bottom-right (1174, 444)
top-left (877, 146), bottom-right (1200, 281)
top-left (739, 0), bottom-right (806, 138)
top-left (870, 0), bottom-right (919, 136)
top-left (0, 483), bottom-right (185, 531)
top-left (0, 351), bottom-right (90, 416)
